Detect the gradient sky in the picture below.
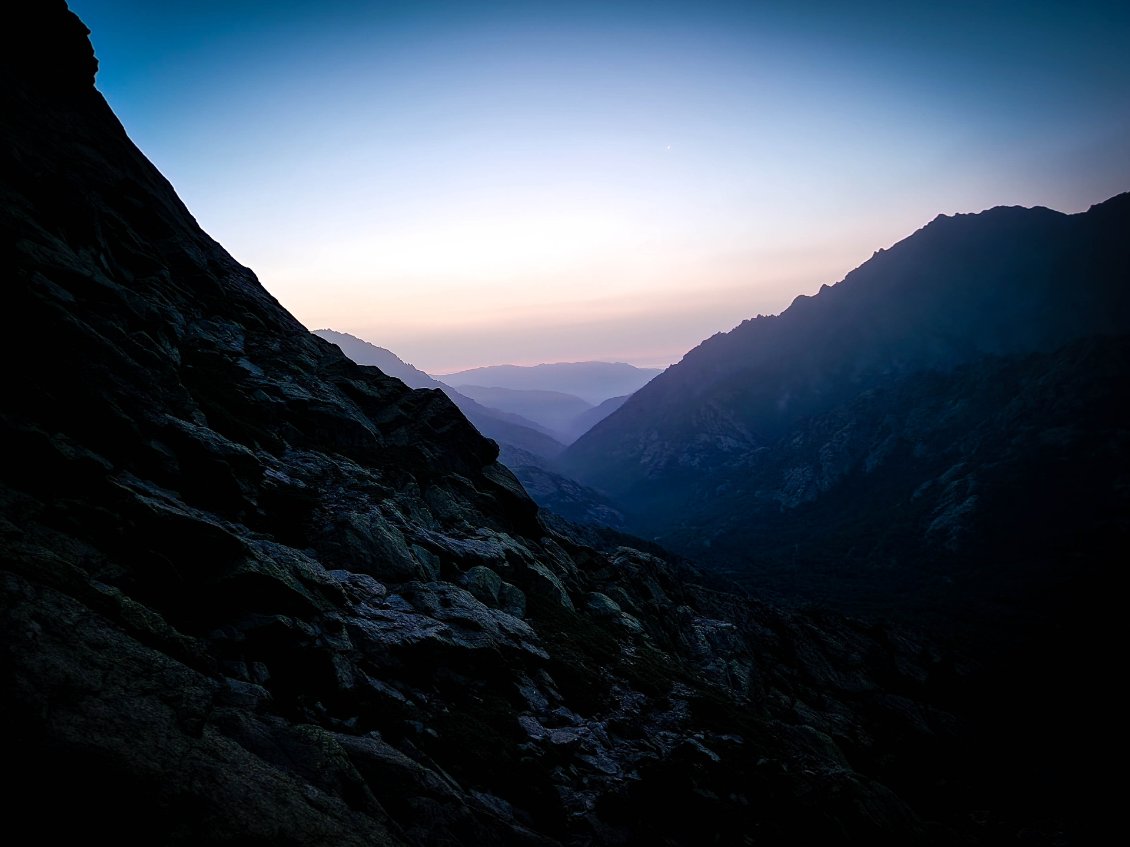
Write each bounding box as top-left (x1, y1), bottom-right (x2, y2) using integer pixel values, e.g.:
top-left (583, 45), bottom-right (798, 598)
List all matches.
top-left (68, 0), bottom-right (1130, 372)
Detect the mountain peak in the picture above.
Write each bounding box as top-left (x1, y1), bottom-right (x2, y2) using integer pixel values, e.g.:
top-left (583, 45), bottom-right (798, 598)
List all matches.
top-left (564, 192), bottom-right (1130, 501)
top-left (4, 1), bottom-right (98, 92)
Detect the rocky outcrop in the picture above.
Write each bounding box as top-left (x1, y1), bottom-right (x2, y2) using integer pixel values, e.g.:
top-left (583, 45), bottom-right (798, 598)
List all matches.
top-left (0, 4), bottom-right (1107, 845)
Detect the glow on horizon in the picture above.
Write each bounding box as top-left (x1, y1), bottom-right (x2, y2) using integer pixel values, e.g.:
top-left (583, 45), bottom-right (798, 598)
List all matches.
top-left (69, 1), bottom-right (1130, 372)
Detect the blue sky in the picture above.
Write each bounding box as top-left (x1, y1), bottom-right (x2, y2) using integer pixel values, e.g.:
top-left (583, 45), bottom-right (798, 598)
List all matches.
top-left (68, 1), bottom-right (1130, 371)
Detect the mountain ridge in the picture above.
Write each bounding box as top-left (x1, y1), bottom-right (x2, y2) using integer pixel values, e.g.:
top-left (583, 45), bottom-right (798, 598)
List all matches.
top-left (452, 384), bottom-right (593, 441)
top-left (563, 193), bottom-right (1130, 504)
top-left (440, 361), bottom-right (662, 405)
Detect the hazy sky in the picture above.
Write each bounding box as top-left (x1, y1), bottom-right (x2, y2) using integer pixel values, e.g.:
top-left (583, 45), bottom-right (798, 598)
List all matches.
top-left (69, 0), bottom-right (1130, 372)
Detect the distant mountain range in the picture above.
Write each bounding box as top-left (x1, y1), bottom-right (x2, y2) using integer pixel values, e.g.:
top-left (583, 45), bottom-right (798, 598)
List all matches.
top-left (312, 333), bottom-right (651, 525)
top-left (453, 385), bottom-right (593, 441)
top-left (438, 361), bottom-right (662, 404)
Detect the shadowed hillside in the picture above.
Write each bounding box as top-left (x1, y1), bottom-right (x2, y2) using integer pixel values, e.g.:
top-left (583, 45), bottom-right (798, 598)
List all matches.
top-left (563, 196), bottom-right (1130, 617)
top-left (554, 192), bottom-right (1129, 844)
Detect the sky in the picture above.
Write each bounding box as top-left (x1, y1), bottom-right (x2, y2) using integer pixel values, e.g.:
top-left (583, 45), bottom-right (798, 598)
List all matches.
top-left (68, 0), bottom-right (1130, 373)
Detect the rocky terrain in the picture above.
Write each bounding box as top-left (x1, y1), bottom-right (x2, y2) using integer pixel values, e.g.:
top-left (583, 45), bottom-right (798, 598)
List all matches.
top-left (1, 5), bottom-right (1116, 845)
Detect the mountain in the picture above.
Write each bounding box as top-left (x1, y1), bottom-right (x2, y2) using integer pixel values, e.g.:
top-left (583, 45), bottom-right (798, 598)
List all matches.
top-left (314, 329), bottom-right (566, 460)
top-left (1, 4), bottom-right (1065, 844)
top-left (554, 198), bottom-right (1129, 840)
top-left (452, 386), bottom-right (632, 446)
top-left (439, 361), bottom-right (662, 404)
top-left (497, 443), bottom-right (626, 528)
top-left (563, 196), bottom-right (1130, 552)
top-left (566, 394), bottom-right (630, 442)
top-left (314, 328), bottom-right (445, 389)
top-left (643, 335), bottom-right (1128, 611)
top-left (452, 385), bottom-right (593, 441)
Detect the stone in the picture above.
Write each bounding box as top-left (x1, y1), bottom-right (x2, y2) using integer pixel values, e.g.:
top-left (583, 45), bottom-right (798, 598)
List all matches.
top-left (498, 581), bottom-right (527, 618)
top-left (460, 565), bottom-right (502, 605)
top-left (584, 591), bottom-right (622, 618)
top-left (525, 561), bottom-right (574, 610)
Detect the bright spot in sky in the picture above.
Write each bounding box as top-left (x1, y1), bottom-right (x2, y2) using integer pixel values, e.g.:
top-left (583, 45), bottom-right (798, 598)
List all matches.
top-left (69, 0), bottom-right (1130, 372)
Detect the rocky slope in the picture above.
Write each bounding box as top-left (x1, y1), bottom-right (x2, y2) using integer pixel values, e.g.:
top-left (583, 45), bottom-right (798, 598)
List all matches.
top-left (650, 335), bottom-right (1129, 615)
top-left (0, 4), bottom-right (1037, 845)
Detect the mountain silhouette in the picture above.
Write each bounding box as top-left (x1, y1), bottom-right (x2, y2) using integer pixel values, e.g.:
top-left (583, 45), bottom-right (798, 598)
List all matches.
top-left (557, 197), bottom-right (1129, 839)
top-left (563, 195), bottom-right (1130, 540)
top-left (439, 361), bottom-right (662, 405)
top-left (313, 329), bottom-right (447, 389)
top-left (563, 394), bottom-right (630, 442)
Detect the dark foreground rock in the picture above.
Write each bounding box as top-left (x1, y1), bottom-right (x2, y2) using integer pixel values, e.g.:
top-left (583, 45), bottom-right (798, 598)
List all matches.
top-left (0, 4), bottom-right (1105, 845)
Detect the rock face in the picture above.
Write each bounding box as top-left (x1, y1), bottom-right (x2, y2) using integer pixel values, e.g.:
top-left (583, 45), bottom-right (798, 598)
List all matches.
top-left (592, 336), bottom-right (1130, 614)
top-left (0, 5), bottom-right (1113, 845)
